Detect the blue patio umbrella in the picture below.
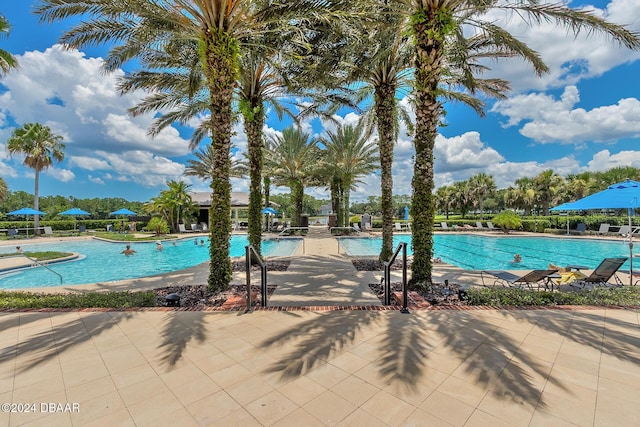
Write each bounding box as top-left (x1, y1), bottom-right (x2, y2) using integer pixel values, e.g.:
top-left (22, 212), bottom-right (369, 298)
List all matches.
top-left (110, 208), bottom-right (137, 216)
top-left (262, 207), bottom-right (278, 215)
top-left (8, 207), bottom-right (47, 237)
top-left (61, 208), bottom-right (91, 232)
top-left (551, 179), bottom-right (640, 284)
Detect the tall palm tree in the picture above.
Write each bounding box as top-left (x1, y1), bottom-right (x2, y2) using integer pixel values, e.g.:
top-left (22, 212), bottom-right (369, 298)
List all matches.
top-left (0, 15), bottom-right (18, 76)
top-left (6, 123), bottom-right (65, 234)
top-left (320, 121), bottom-right (379, 228)
top-left (385, 0), bottom-right (640, 283)
top-left (36, 0), bottom-right (355, 292)
top-left (468, 173), bottom-right (496, 220)
top-left (265, 127), bottom-right (321, 226)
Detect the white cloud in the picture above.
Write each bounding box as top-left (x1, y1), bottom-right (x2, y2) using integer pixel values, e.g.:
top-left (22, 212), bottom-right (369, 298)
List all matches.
top-left (477, 0), bottom-right (640, 93)
top-left (46, 168), bottom-right (75, 183)
top-left (434, 132), bottom-right (504, 172)
top-left (0, 45), bottom-right (192, 189)
top-left (88, 175), bottom-right (105, 185)
top-left (587, 149), bottom-right (640, 171)
top-left (492, 86), bottom-right (640, 144)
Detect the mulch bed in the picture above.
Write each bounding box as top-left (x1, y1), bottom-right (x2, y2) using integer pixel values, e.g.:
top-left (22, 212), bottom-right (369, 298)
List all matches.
top-left (153, 259), bottom-right (290, 308)
top-left (354, 257), bottom-right (467, 306)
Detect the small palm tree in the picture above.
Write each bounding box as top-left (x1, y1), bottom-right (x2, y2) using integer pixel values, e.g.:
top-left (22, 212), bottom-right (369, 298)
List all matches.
top-left (265, 127), bottom-right (321, 226)
top-left (145, 181), bottom-right (198, 233)
top-left (468, 173), bottom-right (496, 220)
top-left (0, 15), bottom-right (18, 76)
top-left (320, 121), bottom-right (379, 228)
top-left (7, 123), bottom-right (64, 234)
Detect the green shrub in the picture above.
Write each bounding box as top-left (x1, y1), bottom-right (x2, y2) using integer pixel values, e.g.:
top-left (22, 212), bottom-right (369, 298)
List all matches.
top-left (147, 217), bottom-right (169, 236)
top-left (0, 291), bottom-right (157, 309)
top-left (465, 286), bottom-right (640, 307)
top-left (491, 210), bottom-right (522, 233)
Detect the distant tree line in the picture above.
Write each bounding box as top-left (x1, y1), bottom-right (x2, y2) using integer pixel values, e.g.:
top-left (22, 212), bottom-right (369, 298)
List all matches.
top-left (0, 190), bottom-right (144, 221)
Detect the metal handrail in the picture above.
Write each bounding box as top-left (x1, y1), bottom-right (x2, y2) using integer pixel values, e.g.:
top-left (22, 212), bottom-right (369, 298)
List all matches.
top-left (277, 227), bottom-right (307, 253)
top-left (245, 245), bottom-right (268, 311)
top-left (383, 242), bottom-right (409, 313)
top-left (16, 253), bottom-right (63, 285)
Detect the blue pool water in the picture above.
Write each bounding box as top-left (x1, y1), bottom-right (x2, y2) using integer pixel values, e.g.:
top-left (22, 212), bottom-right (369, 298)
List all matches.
top-left (0, 236), bottom-right (301, 289)
top-left (338, 235), bottom-right (633, 271)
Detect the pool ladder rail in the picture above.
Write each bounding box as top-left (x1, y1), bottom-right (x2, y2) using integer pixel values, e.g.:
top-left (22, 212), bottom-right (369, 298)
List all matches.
top-left (3, 253), bottom-right (63, 285)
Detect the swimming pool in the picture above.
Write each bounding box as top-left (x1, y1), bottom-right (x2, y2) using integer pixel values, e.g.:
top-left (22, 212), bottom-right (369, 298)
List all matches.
top-left (338, 235), bottom-right (633, 271)
top-left (0, 236), bottom-right (301, 289)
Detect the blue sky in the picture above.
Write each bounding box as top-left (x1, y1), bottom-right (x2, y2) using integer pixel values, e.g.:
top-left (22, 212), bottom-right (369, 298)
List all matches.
top-left (1, 1), bottom-right (639, 203)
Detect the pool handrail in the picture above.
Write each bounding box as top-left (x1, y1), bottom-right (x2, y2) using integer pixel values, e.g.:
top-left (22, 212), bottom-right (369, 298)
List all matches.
top-left (383, 242), bottom-right (409, 313)
top-left (16, 253), bottom-right (63, 285)
top-left (245, 245), bottom-right (267, 310)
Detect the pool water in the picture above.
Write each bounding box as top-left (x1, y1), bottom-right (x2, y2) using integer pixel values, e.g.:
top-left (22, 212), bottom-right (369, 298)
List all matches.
top-left (0, 236), bottom-right (301, 289)
top-left (338, 235), bottom-right (633, 271)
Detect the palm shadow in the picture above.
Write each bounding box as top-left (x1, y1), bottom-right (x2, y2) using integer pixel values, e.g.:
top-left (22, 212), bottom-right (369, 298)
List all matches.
top-left (156, 311), bottom-right (208, 368)
top-left (0, 311), bottom-right (134, 373)
top-left (259, 311), bottom-right (382, 379)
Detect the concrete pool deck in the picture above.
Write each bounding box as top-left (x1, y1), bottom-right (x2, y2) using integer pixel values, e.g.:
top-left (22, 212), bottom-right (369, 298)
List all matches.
top-left (1, 229), bottom-right (640, 426)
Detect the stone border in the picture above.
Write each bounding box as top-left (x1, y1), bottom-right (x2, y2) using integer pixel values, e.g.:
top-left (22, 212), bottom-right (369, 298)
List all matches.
top-left (1, 304), bottom-right (638, 313)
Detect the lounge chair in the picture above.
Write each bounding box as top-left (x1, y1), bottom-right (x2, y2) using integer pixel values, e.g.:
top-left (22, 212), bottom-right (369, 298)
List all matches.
top-left (440, 222), bottom-right (451, 231)
top-left (476, 222), bottom-right (485, 230)
top-left (352, 223), bottom-right (361, 233)
top-left (394, 222), bottom-right (406, 231)
top-left (200, 222), bottom-right (209, 232)
top-left (43, 226), bottom-right (54, 236)
top-left (7, 228), bottom-right (18, 238)
top-left (481, 269), bottom-right (559, 291)
top-left (487, 222), bottom-right (497, 231)
top-left (78, 225), bottom-right (86, 233)
top-left (597, 223), bottom-right (610, 235)
top-left (570, 257), bottom-right (627, 288)
top-left (574, 223), bottom-right (586, 233)
top-left (617, 225), bottom-right (631, 237)
top-left (178, 224), bottom-right (194, 233)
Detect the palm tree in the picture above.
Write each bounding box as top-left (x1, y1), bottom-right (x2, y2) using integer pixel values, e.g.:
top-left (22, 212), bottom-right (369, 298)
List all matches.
top-left (36, 0), bottom-right (355, 292)
top-left (0, 177), bottom-right (8, 204)
top-left (468, 173), bottom-right (496, 220)
top-left (533, 169), bottom-right (563, 215)
top-left (6, 123), bottom-right (65, 234)
top-left (265, 127), bottom-right (321, 226)
top-left (0, 15), bottom-right (18, 76)
top-left (184, 145), bottom-right (248, 180)
top-left (146, 181), bottom-right (198, 233)
top-left (434, 185), bottom-right (455, 219)
top-left (320, 121), bottom-right (379, 228)
top-left (390, 0), bottom-right (640, 283)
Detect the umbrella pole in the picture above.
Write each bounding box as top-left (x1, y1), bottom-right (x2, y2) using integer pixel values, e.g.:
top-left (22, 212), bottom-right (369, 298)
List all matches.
top-left (630, 209), bottom-right (634, 286)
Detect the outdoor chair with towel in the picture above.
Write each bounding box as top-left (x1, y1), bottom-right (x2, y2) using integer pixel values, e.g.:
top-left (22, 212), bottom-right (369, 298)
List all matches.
top-left (570, 257), bottom-right (627, 288)
top-left (481, 269), bottom-right (559, 291)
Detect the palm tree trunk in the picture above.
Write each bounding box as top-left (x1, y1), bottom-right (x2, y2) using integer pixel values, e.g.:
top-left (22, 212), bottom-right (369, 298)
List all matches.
top-left (33, 169), bottom-right (40, 236)
top-left (244, 102), bottom-right (265, 257)
top-left (291, 181), bottom-right (304, 227)
top-left (411, 7), bottom-right (448, 283)
top-left (203, 33), bottom-right (237, 292)
top-left (375, 83), bottom-right (396, 261)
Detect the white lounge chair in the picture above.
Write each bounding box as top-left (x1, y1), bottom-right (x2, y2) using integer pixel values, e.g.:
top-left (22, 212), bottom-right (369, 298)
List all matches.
top-left (43, 226), bottom-right (54, 236)
top-left (476, 222), bottom-right (485, 230)
top-left (597, 223), bottom-right (610, 235)
top-left (352, 223), bottom-right (361, 232)
top-left (178, 224), bottom-right (194, 233)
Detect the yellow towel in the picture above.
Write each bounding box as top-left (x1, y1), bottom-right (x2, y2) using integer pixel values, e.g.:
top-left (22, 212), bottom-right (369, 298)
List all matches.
top-left (558, 271), bottom-right (586, 284)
